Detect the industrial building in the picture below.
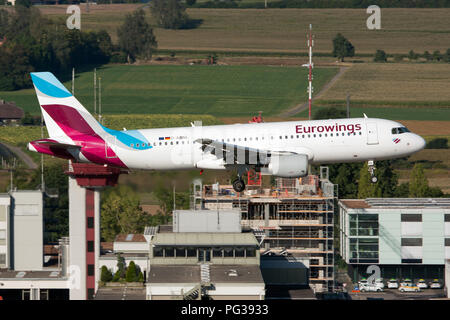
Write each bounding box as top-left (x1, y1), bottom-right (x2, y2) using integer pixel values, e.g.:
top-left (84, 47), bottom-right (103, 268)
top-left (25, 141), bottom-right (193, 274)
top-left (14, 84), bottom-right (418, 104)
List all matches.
top-left (146, 209), bottom-right (265, 300)
top-left (339, 198), bottom-right (450, 284)
top-left (192, 167), bottom-right (337, 293)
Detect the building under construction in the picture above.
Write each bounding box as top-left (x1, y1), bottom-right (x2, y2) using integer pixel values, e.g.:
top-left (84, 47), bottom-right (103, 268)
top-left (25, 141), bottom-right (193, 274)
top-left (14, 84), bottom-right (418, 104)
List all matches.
top-left (191, 167), bottom-right (337, 293)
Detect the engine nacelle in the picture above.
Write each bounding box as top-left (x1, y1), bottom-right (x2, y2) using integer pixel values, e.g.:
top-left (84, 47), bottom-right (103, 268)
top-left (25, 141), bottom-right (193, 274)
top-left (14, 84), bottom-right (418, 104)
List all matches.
top-left (268, 154), bottom-right (309, 177)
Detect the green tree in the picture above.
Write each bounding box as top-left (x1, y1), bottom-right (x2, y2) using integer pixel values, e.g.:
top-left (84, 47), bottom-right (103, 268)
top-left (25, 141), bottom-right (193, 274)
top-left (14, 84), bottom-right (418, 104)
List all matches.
top-left (313, 107), bottom-right (346, 120)
top-left (432, 50), bottom-right (442, 61)
top-left (408, 50), bottom-right (418, 60)
top-left (186, 0), bottom-right (196, 5)
top-left (125, 261), bottom-right (138, 282)
top-left (443, 49), bottom-right (450, 63)
top-left (423, 50), bottom-right (432, 61)
top-left (150, 0), bottom-right (189, 29)
top-left (374, 49), bottom-right (387, 62)
top-left (357, 162), bottom-right (382, 199)
top-left (117, 9), bottom-right (157, 63)
top-left (332, 33), bottom-right (354, 62)
top-left (115, 254), bottom-right (126, 279)
top-left (327, 163), bottom-right (362, 198)
top-left (101, 185), bottom-right (150, 241)
top-left (425, 138), bottom-right (448, 149)
top-left (15, 0), bottom-right (31, 7)
top-left (153, 184), bottom-right (190, 222)
top-left (100, 266), bottom-right (113, 282)
top-left (395, 182), bottom-right (410, 197)
top-left (409, 163), bottom-right (428, 197)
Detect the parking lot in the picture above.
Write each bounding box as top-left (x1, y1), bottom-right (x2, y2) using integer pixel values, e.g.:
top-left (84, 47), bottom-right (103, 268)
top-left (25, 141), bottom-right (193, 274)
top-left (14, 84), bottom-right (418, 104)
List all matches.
top-left (349, 288), bottom-right (446, 300)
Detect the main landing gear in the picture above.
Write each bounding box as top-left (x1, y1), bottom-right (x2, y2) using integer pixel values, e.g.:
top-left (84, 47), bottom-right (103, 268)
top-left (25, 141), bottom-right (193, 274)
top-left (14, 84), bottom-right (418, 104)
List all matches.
top-left (368, 160), bottom-right (377, 183)
top-left (232, 169), bottom-right (246, 192)
top-left (232, 178), bottom-right (246, 193)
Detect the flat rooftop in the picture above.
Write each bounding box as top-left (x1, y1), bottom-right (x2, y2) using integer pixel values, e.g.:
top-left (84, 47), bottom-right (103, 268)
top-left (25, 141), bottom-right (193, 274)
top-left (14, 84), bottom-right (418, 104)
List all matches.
top-left (147, 264), bottom-right (264, 284)
top-left (0, 270), bottom-right (66, 280)
top-left (340, 198), bottom-right (450, 210)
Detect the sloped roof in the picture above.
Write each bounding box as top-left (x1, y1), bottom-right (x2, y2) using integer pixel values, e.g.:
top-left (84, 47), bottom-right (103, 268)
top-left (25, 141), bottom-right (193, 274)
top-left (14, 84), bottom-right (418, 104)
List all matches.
top-left (0, 101), bottom-right (24, 119)
top-left (114, 234), bottom-right (147, 243)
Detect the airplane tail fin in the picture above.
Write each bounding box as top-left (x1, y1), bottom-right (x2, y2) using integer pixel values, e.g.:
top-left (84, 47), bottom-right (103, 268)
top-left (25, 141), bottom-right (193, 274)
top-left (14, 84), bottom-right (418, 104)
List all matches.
top-left (30, 72), bottom-right (103, 140)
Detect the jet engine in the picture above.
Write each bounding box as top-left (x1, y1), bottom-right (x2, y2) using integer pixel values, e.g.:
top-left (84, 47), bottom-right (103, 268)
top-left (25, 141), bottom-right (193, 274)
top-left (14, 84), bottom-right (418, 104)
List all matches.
top-left (268, 154), bottom-right (309, 177)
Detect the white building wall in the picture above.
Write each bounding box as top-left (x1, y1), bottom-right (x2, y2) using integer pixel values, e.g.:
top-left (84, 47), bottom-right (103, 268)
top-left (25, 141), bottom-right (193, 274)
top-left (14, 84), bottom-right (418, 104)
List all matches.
top-left (11, 191), bottom-right (43, 271)
top-left (69, 177), bottom-right (86, 300)
top-left (113, 242), bottom-right (149, 253)
top-left (0, 196), bottom-right (10, 269)
top-left (422, 210), bottom-right (444, 264)
top-left (378, 210), bottom-right (401, 264)
top-left (401, 222), bottom-right (422, 237)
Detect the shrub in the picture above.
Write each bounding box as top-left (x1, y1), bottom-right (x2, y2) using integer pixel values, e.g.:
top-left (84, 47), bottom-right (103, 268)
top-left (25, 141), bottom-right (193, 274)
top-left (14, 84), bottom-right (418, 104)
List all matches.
top-left (425, 138), bottom-right (448, 149)
top-left (125, 261), bottom-right (138, 282)
top-left (374, 50), bottom-right (387, 62)
top-left (100, 265), bottom-right (113, 282)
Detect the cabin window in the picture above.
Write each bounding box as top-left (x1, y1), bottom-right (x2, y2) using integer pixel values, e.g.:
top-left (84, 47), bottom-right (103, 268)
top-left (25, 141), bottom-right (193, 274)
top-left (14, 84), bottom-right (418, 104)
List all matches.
top-left (136, 143), bottom-right (140, 147)
top-left (285, 135), bottom-right (288, 139)
top-left (291, 135), bottom-right (294, 139)
top-left (165, 142), bottom-right (168, 145)
top-left (313, 134), bottom-right (316, 138)
top-left (279, 136), bottom-right (282, 139)
top-left (131, 144), bottom-right (134, 147)
top-left (319, 134), bottom-right (322, 137)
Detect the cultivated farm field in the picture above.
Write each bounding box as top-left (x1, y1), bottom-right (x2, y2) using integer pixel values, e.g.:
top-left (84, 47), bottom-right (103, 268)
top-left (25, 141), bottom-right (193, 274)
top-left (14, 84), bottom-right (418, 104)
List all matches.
top-left (39, 5), bottom-right (450, 54)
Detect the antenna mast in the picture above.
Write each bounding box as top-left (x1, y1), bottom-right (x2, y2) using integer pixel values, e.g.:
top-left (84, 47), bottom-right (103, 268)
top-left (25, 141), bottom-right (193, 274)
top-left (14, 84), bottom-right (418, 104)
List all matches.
top-left (307, 24), bottom-right (314, 120)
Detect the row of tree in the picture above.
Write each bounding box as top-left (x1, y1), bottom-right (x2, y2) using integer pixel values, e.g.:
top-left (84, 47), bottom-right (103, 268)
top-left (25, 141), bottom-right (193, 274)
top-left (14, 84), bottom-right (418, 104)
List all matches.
top-left (0, 6), bottom-right (114, 90)
top-left (100, 257), bottom-right (143, 283)
top-left (191, 0), bottom-right (450, 9)
top-left (375, 49), bottom-right (450, 63)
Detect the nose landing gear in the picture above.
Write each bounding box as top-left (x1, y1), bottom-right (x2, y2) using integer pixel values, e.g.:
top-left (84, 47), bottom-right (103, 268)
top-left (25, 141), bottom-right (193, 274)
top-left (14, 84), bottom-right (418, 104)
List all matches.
top-left (368, 160), bottom-right (377, 183)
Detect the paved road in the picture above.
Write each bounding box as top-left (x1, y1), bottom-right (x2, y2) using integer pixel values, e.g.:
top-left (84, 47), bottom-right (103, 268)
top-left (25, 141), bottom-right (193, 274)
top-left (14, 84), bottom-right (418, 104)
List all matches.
top-left (94, 286), bottom-right (146, 300)
top-left (279, 66), bottom-right (349, 118)
top-left (349, 288), bottom-right (446, 300)
top-left (0, 142), bottom-right (37, 170)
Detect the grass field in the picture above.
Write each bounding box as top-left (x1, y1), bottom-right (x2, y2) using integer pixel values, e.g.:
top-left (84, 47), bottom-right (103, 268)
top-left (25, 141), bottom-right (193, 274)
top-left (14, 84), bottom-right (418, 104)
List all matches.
top-left (39, 5), bottom-right (450, 54)
top-left (0, 64), bottom-right (338, 117)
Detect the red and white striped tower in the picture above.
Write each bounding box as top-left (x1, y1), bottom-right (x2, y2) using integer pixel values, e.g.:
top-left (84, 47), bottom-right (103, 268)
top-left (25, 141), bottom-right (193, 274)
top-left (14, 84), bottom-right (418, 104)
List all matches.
top-left (307, 24), bottom-right (314, 120)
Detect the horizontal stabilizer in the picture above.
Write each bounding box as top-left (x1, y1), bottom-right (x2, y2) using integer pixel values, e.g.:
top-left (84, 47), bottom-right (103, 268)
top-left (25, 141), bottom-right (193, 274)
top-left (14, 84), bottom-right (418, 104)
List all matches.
top-left (28, 138), bottom-right (80, 153)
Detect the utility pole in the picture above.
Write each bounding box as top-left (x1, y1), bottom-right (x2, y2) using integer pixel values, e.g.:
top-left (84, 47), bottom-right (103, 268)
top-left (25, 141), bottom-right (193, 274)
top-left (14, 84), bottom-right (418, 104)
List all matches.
top-left (98, 77), bottom-right (102, 125)
top-left (307, 24), bottom-right (314, 120)
top-left (41, 115), bottom-right (45, 192)
top-left (346, 93), bottom-right (351, 118)
top-left (94, 68), bottom-right (97, 116)
top-left (72, 68), bottom-right (75, 95)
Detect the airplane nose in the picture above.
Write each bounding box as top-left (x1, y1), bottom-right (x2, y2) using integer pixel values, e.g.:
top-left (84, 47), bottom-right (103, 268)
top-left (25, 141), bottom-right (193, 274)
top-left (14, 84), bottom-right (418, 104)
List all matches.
top-left (415, 135), bottom-right (426, 151)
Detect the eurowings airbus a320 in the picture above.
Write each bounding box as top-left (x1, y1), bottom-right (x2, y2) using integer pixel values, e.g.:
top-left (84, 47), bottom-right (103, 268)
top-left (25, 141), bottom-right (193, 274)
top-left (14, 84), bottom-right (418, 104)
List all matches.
top-left (28, 72), bottom-right (426, 192)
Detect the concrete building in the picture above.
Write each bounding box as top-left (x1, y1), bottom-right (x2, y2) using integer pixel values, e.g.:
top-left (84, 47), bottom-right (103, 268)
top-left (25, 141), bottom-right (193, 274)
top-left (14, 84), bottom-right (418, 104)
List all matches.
top-left (0, 191), bottom-right (43, 271)
top-left (146, 210), bottom-right (265, 300)
top-left (193, 168), bottom-right (336, 293)
top-left (339, 198), bottom-right (450, 283)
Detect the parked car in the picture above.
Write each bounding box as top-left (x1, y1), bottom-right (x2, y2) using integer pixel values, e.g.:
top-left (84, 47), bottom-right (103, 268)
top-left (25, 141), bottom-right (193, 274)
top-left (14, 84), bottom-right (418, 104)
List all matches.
top-left (360, 283), bottom-right (383, 292)
top-left (430, 279), bottom-right (442, 289)
top-left (358, 278), bottom-right (368, 287)
top-left (400, 278), bottom-right (413, 286)
top-left (417, 279), bottom-right (428, 289)
top-left (375, 278), bottom-right (385, 289)
top-left (399, 284), bottom-right (420, 293)
top-left (387, 279), bottom-right (399, 289)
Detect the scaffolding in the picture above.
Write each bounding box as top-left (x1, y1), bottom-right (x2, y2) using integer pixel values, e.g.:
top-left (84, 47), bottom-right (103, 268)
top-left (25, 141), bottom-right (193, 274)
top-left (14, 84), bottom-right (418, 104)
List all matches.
top-left (192, 166), bottom-right (337, 293)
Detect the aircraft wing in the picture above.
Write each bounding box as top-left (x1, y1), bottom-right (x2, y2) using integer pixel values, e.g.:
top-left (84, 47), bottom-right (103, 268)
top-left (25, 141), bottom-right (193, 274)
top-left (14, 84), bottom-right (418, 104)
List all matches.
top-left (195, 138), bottom-right (297, 166)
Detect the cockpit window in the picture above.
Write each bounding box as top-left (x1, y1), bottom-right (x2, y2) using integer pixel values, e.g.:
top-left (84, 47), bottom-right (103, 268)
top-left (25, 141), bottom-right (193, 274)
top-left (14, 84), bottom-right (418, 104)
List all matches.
top-left (392, 127), bottom-right (410, 134)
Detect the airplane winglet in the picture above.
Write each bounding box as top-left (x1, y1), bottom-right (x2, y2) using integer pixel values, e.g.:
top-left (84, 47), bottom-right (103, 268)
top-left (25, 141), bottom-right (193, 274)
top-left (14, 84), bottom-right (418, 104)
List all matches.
top-left (363, 113), bottom-right (368, 118)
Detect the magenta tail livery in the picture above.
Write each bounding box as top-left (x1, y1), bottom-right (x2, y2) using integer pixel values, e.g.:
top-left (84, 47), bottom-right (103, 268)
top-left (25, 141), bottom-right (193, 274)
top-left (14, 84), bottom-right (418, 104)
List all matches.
top-left (28, 72), bottom-right (425, 192)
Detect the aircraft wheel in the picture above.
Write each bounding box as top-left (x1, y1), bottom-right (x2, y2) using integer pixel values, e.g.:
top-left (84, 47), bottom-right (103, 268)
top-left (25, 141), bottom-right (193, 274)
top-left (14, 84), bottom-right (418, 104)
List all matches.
top-left (371, 176), bottom-right (378, 183)
top-left (232, 179), bottom-right (245, 192)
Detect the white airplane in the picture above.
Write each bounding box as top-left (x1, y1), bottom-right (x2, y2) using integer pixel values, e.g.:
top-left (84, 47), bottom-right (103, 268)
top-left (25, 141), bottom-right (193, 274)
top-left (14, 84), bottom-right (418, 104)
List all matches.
top-left (28, 72), bottom-right (426, 192)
